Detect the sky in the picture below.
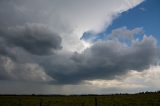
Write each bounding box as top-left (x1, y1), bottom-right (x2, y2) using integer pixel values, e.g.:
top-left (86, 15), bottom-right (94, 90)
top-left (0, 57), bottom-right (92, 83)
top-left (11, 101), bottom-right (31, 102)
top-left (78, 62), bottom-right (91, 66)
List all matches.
top-left (0, 0), bottom-right (160, 94)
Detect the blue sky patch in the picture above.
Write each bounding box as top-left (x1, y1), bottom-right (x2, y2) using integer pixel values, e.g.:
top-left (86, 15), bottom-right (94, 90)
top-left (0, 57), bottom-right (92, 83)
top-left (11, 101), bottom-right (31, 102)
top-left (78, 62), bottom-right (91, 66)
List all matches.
top-left (82, 0), bottom-right (160, 45)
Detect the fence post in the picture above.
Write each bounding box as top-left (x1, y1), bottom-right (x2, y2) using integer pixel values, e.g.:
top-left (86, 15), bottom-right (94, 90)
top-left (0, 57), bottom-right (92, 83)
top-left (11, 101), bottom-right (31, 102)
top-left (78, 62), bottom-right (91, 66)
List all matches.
top-left (95, 97), bottom-right (97, 106)
top-left (19, 99), bottom-right (21, 106)
top-left (40, 99), bottom-right (43, 106)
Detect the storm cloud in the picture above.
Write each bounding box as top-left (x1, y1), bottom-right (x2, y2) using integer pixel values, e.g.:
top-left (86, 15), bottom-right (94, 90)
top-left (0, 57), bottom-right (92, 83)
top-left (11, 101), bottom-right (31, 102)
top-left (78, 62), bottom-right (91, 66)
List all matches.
top-left (0, 24), bottom-right (61, 82)
top-left (0, 24), bottom-right (62, 55)
top-left (0, 0), bottom-right (160, 95)
top-left (45, 28), bottom-right (158, 84)
top-left (0, 18), bottom-right (159, 85)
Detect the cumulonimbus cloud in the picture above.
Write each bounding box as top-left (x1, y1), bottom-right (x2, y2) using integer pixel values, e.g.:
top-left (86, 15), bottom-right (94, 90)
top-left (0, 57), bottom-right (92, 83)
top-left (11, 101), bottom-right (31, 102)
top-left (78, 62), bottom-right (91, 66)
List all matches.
top-left (0, 19), bottom-right (159, 84)
top-left (1, 0), bottom-right (159, 86)
top-left (45, 27), bottom-right (158, 84)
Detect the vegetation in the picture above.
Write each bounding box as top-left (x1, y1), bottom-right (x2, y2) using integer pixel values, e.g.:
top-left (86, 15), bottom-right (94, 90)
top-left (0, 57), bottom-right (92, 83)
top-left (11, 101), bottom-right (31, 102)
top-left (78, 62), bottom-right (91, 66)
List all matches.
top-left (0, 92), bottom-right (160, 106)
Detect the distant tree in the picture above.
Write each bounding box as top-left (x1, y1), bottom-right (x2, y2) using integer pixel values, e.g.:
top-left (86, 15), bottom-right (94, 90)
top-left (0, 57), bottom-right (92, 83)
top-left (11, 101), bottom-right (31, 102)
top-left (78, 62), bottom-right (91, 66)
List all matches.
top-left (157, 91), bottom-right (160, 93)
top-left (32, 94), bottom-right (35, 96)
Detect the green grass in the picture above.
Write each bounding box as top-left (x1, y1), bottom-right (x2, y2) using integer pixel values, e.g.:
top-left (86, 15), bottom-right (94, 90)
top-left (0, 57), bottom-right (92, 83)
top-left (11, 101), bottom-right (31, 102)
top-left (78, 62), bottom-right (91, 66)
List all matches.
top-left (0, 93), bottom-right (160, 106)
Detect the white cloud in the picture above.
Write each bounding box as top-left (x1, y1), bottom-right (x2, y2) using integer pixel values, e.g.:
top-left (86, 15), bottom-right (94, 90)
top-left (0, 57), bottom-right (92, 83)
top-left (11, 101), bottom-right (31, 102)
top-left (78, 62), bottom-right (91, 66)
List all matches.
top-left (0, 0), bottom-right (144, 52)
top-left (52, 0), bottom-right (144, 52)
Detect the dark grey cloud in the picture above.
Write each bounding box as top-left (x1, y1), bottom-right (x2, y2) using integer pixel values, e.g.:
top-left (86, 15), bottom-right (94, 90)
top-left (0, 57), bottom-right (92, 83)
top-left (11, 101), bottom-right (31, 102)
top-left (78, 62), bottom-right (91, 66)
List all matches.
top-left (0, 24), bottom-right (62, 55)
top-left (39, 28), bottom-right (158, 84)
top-left (0, 0), bottom-right (62, 82)
top-left (0, 24), bottom-right (61, 81)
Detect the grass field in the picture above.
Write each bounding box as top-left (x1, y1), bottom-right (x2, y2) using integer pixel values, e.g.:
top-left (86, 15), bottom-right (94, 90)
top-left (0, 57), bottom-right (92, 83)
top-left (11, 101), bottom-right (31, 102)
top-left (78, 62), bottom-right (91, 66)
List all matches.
top-left (0, 93), bottom-right (160, 106)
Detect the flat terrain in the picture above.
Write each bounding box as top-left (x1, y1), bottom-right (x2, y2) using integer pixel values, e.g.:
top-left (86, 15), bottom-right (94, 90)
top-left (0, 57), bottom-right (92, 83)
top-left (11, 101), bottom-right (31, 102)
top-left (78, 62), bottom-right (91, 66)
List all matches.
top-left (0, 93), bottom-right (160, 106)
